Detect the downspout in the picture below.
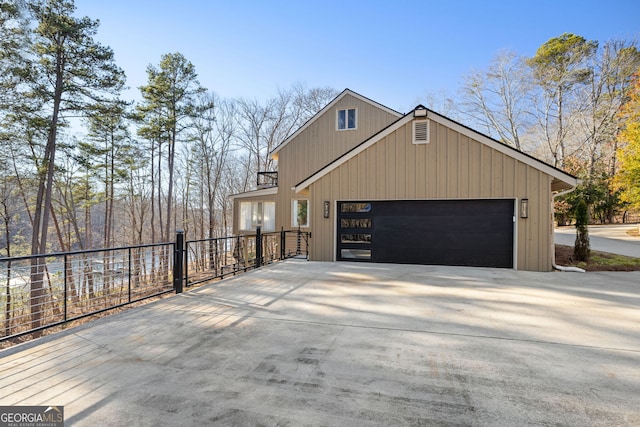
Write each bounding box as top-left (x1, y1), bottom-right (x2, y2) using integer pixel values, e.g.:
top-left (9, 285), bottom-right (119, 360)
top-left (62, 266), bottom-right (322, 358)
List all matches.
top-left (552, 187), bottom-right (586, 273)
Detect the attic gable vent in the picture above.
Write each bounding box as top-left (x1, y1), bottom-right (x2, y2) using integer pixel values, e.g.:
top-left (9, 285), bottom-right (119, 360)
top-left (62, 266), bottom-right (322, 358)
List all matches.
top-left (413, 120), bottom-right (429, 144)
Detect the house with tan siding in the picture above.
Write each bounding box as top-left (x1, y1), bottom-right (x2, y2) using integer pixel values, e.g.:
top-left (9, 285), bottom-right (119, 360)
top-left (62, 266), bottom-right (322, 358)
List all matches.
top-left (231, 89), bottom-right (578, 271)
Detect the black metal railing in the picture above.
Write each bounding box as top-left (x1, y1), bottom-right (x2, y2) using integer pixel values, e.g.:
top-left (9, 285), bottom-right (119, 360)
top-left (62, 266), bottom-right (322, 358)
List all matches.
top-left (182, 228), bottom-right (309, 288)
top-left (0, 242), bottom-right (175, 342)
top-left (1, 229), bottom-right (310, 342)
top-left (257, 171), bottom-right (278, 188)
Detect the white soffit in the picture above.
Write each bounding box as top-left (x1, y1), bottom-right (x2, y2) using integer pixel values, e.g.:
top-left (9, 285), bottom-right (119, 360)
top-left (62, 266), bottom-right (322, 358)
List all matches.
top-left (229, 187), bottom-right (278, 200)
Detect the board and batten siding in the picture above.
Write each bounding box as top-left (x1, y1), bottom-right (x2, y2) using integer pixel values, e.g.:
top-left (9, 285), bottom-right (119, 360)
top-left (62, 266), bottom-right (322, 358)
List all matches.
top-left (274, 93), bottom-right (400, 234)
top-left (307, 119), bottom-right (554, 271)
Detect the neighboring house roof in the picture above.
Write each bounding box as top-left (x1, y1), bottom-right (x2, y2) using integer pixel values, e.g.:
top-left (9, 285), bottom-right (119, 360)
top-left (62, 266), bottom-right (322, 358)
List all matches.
top-left (229, 187), bottom-right (278, 200)
top-left (294, 106), bottom-right (579, 193)
top-left (270, 88), bottom-right (403, 159)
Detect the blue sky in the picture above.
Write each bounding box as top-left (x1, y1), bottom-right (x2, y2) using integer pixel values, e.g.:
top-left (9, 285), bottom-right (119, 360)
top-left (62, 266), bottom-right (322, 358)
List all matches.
top-left (75, 0), bottom-right (640, 114)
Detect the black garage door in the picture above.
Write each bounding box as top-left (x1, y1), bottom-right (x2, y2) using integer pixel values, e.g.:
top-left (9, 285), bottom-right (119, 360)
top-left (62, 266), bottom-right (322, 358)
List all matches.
top-left (337, 200), bottom-right (514, 268)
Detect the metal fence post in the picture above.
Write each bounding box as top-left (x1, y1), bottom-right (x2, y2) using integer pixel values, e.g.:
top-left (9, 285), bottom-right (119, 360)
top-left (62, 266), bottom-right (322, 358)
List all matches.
top-left (280, 227), bottom-right (285, 260)
top-left (255, 227), bottom-right (262, 268)
top-left (63, 255), bottom-right (68, 321)
top-left (128, 247), bottom-right (132, 302)
top-left (184, 239), bottom-right (190, 289)
top-left (174, 230), bottom-right (185, 294)
top-left (235, 235), bottom-right (241, 274)
top-left (214, 239), bottom-right (219, 278)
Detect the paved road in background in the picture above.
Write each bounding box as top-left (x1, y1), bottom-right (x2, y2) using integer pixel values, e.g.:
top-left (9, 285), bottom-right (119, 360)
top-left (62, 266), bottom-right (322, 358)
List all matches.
top-left (555, 224), bottom-right (640, 258)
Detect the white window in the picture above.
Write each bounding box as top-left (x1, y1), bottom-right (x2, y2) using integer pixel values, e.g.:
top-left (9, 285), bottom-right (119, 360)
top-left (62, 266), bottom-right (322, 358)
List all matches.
top-left (337, 108), bottom-right (357, 130)
top-left (292, 199), bottom-right (309, 228)
top-left (413, 120), bottom-right (430, 144)
top-left (239, 201), bottom-right (275, 231)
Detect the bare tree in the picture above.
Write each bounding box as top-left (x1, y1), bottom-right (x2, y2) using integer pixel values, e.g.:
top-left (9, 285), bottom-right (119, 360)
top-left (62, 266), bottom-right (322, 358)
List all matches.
top-left (575, 40), bottom-right (640, 175)
top-left (415, 89), bottom-right (460, 120)
top-left (236, 85), bottom-right (339, 191)
top-left (236, 97), bottom-right (271, 187)
top-left (291, 83), bottom-right (339, 121)
top-left (459, 50), bottom-right (532, 150)
top-left (0, 160), bottom-right (18, 336)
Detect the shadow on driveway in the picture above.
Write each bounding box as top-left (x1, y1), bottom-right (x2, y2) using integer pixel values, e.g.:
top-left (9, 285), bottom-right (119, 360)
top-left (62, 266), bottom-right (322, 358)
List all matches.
top-left (2, 260), bottom-right (639, 426)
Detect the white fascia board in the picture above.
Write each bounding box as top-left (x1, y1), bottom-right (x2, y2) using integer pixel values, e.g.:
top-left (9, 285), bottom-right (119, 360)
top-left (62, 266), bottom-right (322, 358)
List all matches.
top-left (271, 89), bottom-right (402, 158)
top-left (228, 187), bottom-right (278, 200)
top-left (293, 114), bottom-right (414, 193)
top-left (427, 112), bottom-right (579, 188)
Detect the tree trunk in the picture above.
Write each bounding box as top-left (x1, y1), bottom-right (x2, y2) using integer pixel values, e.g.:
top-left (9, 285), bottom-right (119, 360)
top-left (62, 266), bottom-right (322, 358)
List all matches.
top-left (30, 53), bottom-right (64, 331)
top-left (166, 130), bottom-right (175, 243)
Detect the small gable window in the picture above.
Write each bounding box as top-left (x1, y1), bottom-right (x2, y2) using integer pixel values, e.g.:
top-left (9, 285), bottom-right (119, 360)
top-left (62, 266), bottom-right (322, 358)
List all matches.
top-left (337, 108), bottom-right (357, 130)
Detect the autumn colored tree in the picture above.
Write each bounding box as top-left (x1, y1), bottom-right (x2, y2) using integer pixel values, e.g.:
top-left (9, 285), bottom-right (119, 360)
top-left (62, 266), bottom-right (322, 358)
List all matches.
top-left (615, 73), bottom-right (640, 230)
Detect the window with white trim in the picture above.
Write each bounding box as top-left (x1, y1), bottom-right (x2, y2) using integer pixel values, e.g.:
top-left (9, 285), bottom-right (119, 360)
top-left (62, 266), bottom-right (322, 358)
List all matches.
top-left (239, 201), bottom-right (275, 231)
top-left (292, 199), bottom-right (309, 228)
top-left (337, 108), bottom-right (357, 130)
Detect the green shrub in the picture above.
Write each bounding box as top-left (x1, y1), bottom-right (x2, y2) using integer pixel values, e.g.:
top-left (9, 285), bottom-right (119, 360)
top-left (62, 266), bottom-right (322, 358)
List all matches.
top-left (574, 199), bottom-right (590, 262)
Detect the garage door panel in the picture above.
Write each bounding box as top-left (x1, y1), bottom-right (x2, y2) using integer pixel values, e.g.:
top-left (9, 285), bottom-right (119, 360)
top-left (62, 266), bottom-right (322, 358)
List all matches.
top-left (372, 229), bottom-right (512, 266)
top-left (337, 199), bottom-right (514, 268)
top-left (372, 200), bottom-right (513, 268)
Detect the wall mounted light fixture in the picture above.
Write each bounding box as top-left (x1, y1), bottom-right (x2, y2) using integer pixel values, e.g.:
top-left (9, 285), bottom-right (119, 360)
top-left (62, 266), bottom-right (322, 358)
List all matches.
top-left (520, 198), bottom-right (529, 218)
top-left (323, 201), bottom-right (330, 218)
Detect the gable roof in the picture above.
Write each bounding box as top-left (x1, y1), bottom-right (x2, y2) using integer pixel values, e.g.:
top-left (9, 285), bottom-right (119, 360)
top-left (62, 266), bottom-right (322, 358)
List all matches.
top-left (293, 106), bottom-right (578, 193)
top-left (270, 88), bottom-right (402, 159)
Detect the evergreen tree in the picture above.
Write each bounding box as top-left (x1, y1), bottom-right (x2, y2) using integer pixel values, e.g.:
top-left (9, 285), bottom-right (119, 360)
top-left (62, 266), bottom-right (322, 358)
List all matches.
top-left (23, 0), bottom-right (125, 330)
top-left (574, 199), bottom-right (590, 262)
top-left (137, 52), bottom-right (206, 242)
top-left (527, 33), bottom-right (598, 168)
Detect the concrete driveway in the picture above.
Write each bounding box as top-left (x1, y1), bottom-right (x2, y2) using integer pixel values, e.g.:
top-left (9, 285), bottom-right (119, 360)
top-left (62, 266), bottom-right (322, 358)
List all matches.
top-left (2, 260), bottom-right (639, 426)
top-left (555, 224), bottom-right (640, 258)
